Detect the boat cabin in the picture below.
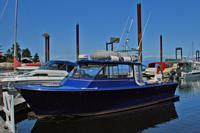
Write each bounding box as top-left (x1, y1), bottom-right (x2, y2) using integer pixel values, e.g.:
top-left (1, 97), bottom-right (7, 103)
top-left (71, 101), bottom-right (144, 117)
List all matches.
top-left (62, 60), bottom-right (144, 88)
top-left (144, 62), bottom-right (173, 77)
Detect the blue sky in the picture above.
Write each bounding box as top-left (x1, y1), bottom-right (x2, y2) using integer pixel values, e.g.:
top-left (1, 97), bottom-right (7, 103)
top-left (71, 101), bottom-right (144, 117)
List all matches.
top-left (0, 0), bottom-right (200, 62)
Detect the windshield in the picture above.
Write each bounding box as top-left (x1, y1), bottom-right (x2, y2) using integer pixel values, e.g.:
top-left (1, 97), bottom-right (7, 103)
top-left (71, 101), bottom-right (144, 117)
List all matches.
top-left (39, 62), bottom-right (70, 71)
top-left (68, 64), bottom-right (103, 79)
top-left (68, 63), bottom-right (134, 79)
top-left (148, 63), bottom-right (156, 68)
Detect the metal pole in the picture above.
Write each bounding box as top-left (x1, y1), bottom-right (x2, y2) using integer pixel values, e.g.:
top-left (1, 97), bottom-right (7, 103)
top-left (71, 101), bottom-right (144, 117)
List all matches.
top-left (42, 33), bottom-right (50, 63)
top-left (181, 48), bottom-right (183, 60)
top-left (160, 35), bottom-right (163, 78)
top-left (76, 24), bottom-right (80, 61)
top-left (137, 1), bottom-right (142, 63)
top-left (47, 36), bottom-right (50, 61)
top-left (106, 43), bottom-right (108, 51)
top-left (196, 50), bottom-right (200, 61)
top-left (160, 35), bottom-right (163, 63)
top-left (111, 43), bottom-right (114, 51)
top-left (45, 37), bottom-right (47, 62)
top-left (175, 48), bottom-right (177, 59)
top-left (13, 0), bottom-right (19, 70)
top-left (192, 42), bottom-right (194, 60)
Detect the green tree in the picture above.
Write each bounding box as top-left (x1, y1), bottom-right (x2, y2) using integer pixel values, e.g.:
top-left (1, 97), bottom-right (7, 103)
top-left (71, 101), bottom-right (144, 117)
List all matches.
top-left (22, 48), bottom-right (32, 58)
top-left (11, 43), bottom-right (21, 61)
top-left (33, 53), bottom-right (40, 62)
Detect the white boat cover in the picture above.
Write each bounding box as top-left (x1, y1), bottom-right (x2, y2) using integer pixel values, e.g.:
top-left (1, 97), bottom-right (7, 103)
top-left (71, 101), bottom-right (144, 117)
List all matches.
top-left (90, 50), bottom-right (137, 61)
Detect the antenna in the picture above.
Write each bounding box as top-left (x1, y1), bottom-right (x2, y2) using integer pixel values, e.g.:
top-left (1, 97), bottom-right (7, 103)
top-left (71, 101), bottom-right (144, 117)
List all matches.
top-left (0, 0), bottom-right (9, 21)
top-left (138, 11), bottom-right (152, 61)
top-left (117, 18), bottom-right (134, 51)
top-left (192, 41), bottom-right (194, 60)
top-left (123, 18), bottom-right (134, 50)
top-left (120, 17), bottom-right (130, 44)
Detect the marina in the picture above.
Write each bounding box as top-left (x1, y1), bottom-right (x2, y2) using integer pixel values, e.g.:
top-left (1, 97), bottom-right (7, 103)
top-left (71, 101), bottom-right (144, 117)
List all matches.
top-left (1, 80), bottom-right (200, 132)
top-left (0, 0), bottom-right (200, 132)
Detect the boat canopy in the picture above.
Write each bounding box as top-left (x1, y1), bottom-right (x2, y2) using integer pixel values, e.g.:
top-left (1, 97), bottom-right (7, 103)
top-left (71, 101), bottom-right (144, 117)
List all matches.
top-left (90, 50), bottom-right (137, 62)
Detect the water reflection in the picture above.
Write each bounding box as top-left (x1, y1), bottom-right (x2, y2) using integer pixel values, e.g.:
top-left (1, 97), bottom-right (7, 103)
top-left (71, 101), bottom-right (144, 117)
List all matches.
top-left (31, 102), bottom-right (178, 133)
top-left (179, 80), bottom-right (200, 96)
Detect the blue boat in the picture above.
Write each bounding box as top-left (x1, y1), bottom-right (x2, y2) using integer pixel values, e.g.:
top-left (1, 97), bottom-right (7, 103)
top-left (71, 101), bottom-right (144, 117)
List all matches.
top-left (15, 59), bottom-right (178, 116)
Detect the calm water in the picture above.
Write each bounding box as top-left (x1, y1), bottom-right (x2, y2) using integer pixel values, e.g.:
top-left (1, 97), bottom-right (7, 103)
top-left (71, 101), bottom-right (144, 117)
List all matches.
top-left (13, 79), bottom-right (200, 133)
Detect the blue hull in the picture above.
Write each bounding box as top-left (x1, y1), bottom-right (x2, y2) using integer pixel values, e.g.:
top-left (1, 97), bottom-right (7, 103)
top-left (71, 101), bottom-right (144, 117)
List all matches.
top-left (17, 82), bottom-right (178, 116)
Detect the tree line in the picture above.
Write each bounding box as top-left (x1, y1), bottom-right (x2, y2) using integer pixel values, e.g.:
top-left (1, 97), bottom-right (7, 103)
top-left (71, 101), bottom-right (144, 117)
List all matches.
top-left (0, 43), bottom-right (40, 63)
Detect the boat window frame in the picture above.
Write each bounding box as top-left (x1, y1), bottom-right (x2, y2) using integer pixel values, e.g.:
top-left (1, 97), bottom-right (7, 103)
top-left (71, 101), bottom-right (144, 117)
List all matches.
top-left (68, 64), bottom-right (105, 79)
top-left (95, 63), bottom-right (134, 79)
top-left (134, 64), bottom-right (144, 86)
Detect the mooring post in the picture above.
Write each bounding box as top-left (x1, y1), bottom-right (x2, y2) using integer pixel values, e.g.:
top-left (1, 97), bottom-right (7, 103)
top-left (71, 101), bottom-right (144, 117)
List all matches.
top-left (76, 24), bottom-right (80, 61)
top-left (176, 47), bottom-right (183, 60)
top-left (160, 35), bottom-right (163, 79)
top-left (137, 0), bottom-right (142, 63)
top-left (196, 50), bottom-right (200, 61)
top-left (106, 43), bottom-right (108, 51)
top-left (43, 33), bottom-right (50, 63)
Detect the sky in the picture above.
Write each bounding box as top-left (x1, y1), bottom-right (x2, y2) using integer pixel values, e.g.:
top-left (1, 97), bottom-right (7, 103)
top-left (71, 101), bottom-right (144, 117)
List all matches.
top-left (0, 0), bottom-right (200, 62)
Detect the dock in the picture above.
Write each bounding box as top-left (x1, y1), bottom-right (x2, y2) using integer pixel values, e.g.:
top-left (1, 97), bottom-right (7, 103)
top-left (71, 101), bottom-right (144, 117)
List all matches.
top-left (0, 106), bottom-right (11, 133)
top-left (0, 88), bottom-right (29, 133)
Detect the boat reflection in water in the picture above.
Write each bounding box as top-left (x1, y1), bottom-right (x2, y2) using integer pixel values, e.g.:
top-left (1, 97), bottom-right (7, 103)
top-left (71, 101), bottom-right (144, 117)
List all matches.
top-left (31, 102), bottom-right (178, 133)
top-left (179, 79), bottom-right (200, 96)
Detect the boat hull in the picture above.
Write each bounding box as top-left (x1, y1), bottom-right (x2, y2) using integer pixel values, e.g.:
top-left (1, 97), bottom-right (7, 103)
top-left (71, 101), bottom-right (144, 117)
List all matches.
top-left (181, 72), bottom-right (200, 81)
top-left (17, 83), bottom-right (178, 116)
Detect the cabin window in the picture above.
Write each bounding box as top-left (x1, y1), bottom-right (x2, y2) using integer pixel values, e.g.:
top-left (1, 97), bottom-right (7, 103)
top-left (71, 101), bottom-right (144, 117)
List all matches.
top-left (148, 63), bottom-right (155, 68)
top-left (96, 64), bottom-right (133, 79)
top-left (104, 65), bottom-right (119, 78)
top-left (69, 64), bottom-right (103, 79)
top-left (134, 65), bottom-right (144, 85)
top-left (48, 64), bottom-right (59, 70)
top-left (166, 63), bottom-right (172, 68)
top-left (33, 73), bottom-right (48, 76)
top-left (69, 63), bottom-right (134, 79)
top-left (67, 66), bottom-right (74, 73)
top-left (58, 64), bottom-right (67, 70)
top-left (155, 64), bottom-right (161, 68)
top-left (21, 59), bottom-right (33, 63)
top-left (118, 65), bottom-right (133, 78)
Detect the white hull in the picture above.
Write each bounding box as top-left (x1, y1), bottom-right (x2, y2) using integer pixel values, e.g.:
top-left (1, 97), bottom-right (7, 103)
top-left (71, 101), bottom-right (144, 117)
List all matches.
top-left (181, 70), bottom-right (200, 80)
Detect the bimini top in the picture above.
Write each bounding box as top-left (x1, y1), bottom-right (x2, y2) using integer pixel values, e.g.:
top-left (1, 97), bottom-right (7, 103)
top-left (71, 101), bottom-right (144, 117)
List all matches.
top-left (77, 60), bottom-right (141, 65)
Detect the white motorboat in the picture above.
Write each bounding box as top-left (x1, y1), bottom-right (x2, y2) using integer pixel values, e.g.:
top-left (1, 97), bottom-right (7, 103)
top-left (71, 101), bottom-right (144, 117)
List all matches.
top-left (1, 60), bottom-right (76, 87)
top-left (179, 61), bottom-right (200, 80)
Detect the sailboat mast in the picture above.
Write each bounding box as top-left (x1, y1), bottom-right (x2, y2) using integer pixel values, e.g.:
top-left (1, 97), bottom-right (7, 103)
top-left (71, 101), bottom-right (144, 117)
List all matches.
top-left (13, 0), bottom-right (19, 70)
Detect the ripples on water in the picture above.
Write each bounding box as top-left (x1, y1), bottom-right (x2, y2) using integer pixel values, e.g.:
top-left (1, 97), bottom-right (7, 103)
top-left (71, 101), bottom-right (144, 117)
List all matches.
top-left (9, 80), bottom-right (200, 133)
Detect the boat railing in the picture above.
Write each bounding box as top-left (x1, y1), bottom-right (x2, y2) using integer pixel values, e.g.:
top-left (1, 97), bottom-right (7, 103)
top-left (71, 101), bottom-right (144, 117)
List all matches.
top-left (2, 90), bottom-right (15, 133)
